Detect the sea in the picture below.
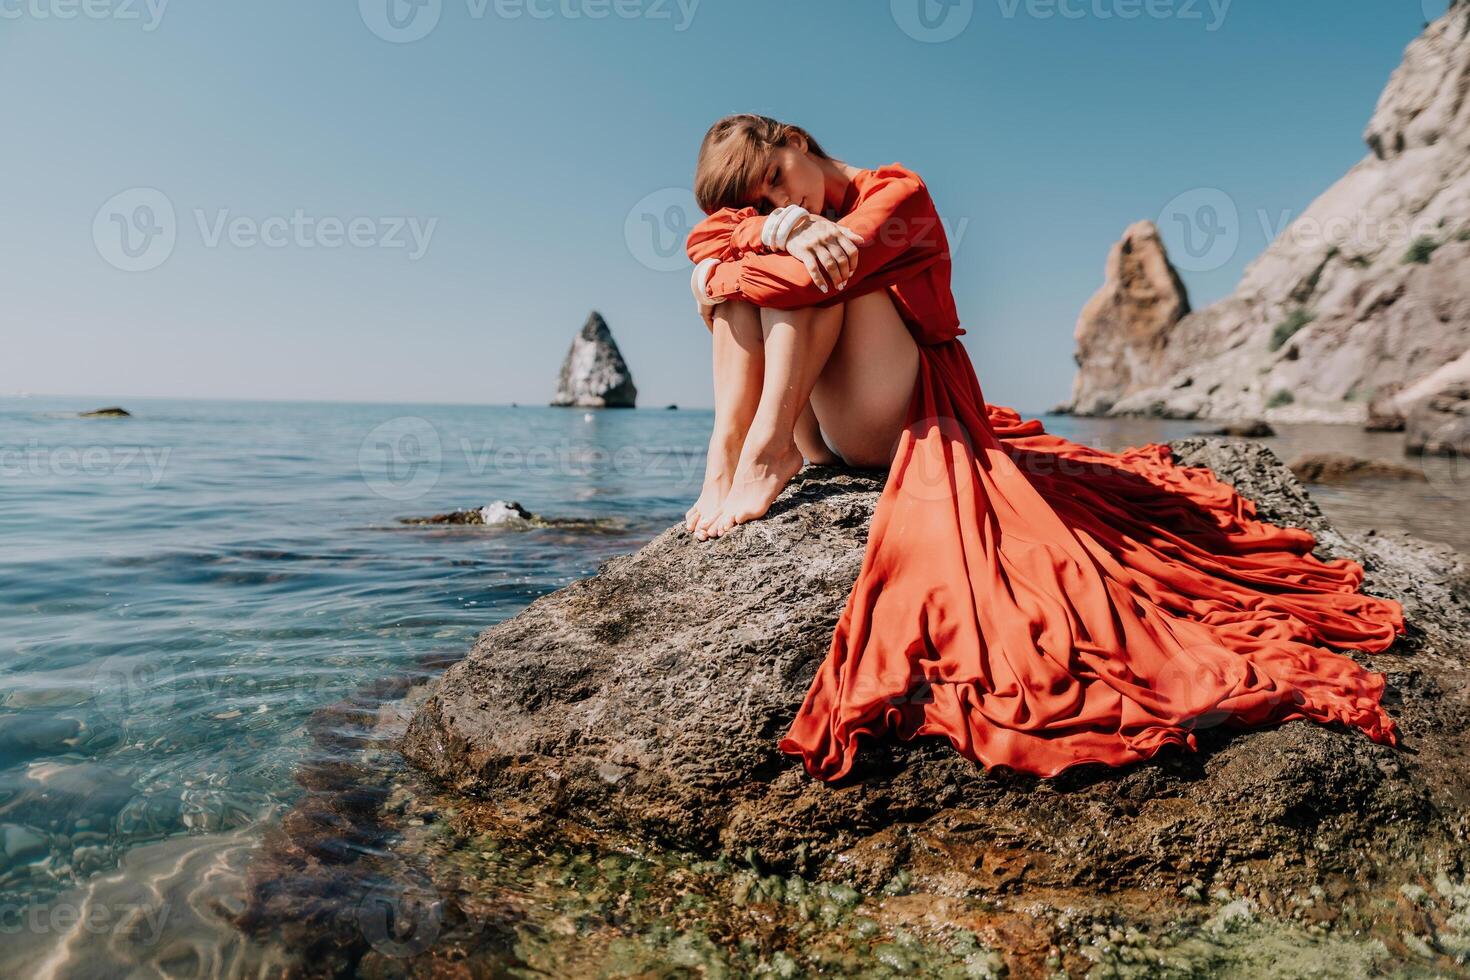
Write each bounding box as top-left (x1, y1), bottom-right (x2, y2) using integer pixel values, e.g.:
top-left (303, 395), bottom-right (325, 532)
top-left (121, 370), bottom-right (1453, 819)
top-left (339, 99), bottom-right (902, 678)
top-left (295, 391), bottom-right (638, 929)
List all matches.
top-left (1, 395), bottom-right (1464, 976)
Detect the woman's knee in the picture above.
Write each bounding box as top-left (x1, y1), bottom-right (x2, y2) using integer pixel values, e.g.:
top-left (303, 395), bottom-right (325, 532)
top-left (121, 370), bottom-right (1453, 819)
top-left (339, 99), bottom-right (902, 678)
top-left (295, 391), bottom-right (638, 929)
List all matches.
top-left (759, 301), bottom-right (846, 330)
top-left (844, 288), bottom-right (901, 321)
top-left (715, 299), bottom-right (760, 323)
top-left (712, 299), bottom-right (763, 345)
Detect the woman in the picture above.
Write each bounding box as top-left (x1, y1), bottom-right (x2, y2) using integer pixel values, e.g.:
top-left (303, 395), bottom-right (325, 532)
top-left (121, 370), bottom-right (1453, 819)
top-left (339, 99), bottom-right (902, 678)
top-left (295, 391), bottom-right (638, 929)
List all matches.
top-left (683, 113), bottom-right (1407, 783)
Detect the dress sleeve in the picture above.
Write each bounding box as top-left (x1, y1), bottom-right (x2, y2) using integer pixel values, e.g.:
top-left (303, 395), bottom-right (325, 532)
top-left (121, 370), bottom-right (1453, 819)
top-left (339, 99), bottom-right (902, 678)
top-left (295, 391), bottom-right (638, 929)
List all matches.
top-left (685, 166), bottom-right (948, 311)
top-left (685, 207), bottom-right (775, 263)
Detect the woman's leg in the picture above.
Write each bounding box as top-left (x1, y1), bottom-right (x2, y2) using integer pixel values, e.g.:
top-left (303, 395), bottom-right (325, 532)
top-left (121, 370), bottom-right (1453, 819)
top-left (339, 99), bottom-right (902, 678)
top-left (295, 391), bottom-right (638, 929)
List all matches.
top-left (685, 300), bottom-right (764, 535)
top-left (701, 302), bottom-right (846, 539)
top-left (796, 399), bottom-right (841, 465)
top-left (808, 289), bottom-right (921, 469)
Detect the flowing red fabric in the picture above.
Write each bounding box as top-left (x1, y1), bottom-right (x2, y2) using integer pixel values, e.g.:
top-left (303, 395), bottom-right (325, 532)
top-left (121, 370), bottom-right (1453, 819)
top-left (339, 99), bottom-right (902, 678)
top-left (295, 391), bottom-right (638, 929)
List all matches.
top-left (687, 163), bottom-right (1406, 781)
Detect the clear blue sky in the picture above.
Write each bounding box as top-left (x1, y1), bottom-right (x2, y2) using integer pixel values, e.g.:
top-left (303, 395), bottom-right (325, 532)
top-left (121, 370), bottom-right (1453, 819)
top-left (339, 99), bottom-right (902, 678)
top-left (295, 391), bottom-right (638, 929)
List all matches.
top-left (0, 1), bottom-right (1448, 412)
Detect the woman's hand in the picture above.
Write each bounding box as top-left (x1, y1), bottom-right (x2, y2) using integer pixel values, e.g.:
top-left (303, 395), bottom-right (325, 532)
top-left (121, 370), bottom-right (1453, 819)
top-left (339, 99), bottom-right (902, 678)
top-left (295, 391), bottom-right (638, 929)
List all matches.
top-left (691, 256), bottom-right (723, 333)
top-left (784, 215), bottom-right (865, 293)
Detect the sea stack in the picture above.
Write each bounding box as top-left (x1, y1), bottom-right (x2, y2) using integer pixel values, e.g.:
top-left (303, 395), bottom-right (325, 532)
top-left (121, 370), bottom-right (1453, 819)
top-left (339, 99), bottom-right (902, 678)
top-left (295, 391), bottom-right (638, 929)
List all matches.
top-left (1067, 220), bottom-right (1191, 417)
top-left (551, 311), bottom-right (638, 408)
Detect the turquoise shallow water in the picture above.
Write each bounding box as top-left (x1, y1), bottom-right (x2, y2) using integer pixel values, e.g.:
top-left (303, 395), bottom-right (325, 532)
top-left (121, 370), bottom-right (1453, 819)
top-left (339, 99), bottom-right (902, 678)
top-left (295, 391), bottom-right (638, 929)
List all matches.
top-left (0, 398), bottom-right (710, 910)
top-left (1, 395), bottom-right (1464, 974)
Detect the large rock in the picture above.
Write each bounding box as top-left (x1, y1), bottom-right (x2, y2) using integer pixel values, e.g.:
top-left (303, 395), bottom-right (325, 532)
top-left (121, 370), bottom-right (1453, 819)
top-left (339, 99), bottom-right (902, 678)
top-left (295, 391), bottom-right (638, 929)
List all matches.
top-left (550, 311), bottom-right (637, 408)
top-left (1067, 221), bottom-right (1191, 416)
top-left (1064, 5), bottom-right (1470, 424)
top-left (401, 439), bottom-right (1470, 912)
top-left (1406, 381), bottom-right (1470, 455)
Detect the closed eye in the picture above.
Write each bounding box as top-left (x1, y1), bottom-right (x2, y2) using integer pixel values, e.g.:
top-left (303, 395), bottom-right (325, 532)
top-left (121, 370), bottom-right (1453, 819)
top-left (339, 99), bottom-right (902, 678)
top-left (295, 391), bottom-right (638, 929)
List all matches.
top-left (763, 166), bottom-right (782, 207)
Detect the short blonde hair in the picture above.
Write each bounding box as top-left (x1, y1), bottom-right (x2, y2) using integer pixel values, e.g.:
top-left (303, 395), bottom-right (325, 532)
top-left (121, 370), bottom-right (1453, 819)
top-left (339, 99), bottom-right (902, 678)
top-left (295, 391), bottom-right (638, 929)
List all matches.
top-left (693, 114), bottom-right (831, 215)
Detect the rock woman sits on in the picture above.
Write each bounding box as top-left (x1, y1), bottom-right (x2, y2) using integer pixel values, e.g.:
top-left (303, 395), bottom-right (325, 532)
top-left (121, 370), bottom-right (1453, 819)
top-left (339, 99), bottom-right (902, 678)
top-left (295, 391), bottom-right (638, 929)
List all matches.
top-left (681, 112), bottom-right (1407, 782)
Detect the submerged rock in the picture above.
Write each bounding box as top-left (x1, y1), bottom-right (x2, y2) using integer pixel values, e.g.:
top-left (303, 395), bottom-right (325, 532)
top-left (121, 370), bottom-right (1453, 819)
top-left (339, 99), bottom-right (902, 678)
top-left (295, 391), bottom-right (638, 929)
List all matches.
top-left (1196, 419), bottom-right (1277, 438)
top-left (1288, 451), bottom-right (1429, 484)
top-left (396, 501), bottom-right (624, 533)
top-left (401, 439), bottom-right (1470, 915)
top-left (399, 500), bottom-right (536, 526)
top-left (550, 311), bottom-right (637, 409)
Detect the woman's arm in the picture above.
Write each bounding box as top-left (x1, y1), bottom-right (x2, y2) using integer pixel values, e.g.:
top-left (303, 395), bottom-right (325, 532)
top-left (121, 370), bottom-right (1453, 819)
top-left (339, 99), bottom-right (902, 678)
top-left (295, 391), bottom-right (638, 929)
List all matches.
top-left (686, 208), bottom-right (775, 263)
top-left (684, 166), bottom-right (949, 311)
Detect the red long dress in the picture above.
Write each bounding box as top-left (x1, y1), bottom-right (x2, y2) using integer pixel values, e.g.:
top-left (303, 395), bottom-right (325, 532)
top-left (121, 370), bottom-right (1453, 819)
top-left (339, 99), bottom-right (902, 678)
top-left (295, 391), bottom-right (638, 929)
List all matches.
top-left (685, 163), bottom-right (1405, 782)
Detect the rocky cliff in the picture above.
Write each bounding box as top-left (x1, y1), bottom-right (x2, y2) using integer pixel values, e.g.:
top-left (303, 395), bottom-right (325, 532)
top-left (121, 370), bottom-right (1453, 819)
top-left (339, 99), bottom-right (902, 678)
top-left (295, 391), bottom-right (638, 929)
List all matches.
top-left (550, 311), bottom-right (638, 408)
top-left (1065, 5), bottom-right (1470, 426)
top-left (398, 439), bottom-right (1470, 973)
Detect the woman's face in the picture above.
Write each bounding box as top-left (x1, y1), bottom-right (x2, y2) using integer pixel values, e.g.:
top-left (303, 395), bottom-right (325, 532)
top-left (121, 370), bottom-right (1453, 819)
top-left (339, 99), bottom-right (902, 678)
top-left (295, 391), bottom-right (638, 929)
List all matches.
top-left (749, 138), bottom-right (826, 215)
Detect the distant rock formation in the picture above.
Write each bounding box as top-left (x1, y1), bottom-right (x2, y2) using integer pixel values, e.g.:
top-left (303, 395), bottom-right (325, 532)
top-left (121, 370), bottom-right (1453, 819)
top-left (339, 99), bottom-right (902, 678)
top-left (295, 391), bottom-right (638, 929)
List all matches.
top-left (1064, 4), bottom-right (1470, 424)
top-left (551, 311), bottom-right (637, 408)
top-left (1068, 221), bottom-right (1191, 416)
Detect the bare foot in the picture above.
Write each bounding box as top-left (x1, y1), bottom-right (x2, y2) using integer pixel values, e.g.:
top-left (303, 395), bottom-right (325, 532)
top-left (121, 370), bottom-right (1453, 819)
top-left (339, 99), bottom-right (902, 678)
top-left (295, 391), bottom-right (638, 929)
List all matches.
top-left (685, 433), bottom-right (742, 536)
top-left (685, 472), bottom-right (732, 537)
top-left (701, 436), bottom-right (804, 539)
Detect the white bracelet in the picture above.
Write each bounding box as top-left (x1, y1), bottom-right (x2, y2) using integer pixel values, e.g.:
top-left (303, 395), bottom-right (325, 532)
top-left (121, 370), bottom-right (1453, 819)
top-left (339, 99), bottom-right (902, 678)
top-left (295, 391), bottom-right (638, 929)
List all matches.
top-left (774, 205), bottom-right (809, 249)
top-left (760, 208), bottom-right (786, 248)
top-left (761, 205), bottom-right (809, 251)
top-left (691, 256), bottom-right (726, 306)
